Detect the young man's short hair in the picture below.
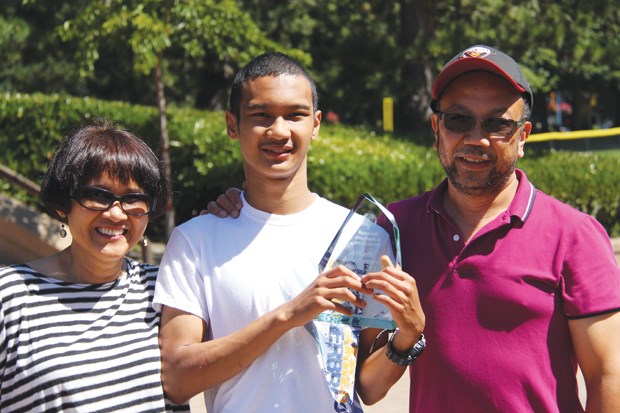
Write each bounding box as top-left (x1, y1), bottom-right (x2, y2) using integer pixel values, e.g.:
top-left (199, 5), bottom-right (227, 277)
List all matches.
top-left (229, 52), bottom-right (319, 120)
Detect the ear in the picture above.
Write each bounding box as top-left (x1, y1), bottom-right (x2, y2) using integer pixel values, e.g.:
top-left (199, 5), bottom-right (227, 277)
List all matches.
top-left (225, 112), bottom-right (239, 140)
top-left (311, 110), bottom-right (322, 141)
top-left (56, 210), bottom-right (68, 224)
top-left (431, 114), bottom-right (439, 150)
top-left (517, 121), bottom-right (532, 159)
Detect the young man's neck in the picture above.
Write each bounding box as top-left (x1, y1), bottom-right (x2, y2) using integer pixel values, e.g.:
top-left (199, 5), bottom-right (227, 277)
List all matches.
top-left (244, 174), bottom-right (315, 215)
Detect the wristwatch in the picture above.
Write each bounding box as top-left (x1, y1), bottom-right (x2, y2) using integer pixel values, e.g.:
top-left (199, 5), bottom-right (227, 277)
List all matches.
top-left (386, 330), bottom-right (426, 366)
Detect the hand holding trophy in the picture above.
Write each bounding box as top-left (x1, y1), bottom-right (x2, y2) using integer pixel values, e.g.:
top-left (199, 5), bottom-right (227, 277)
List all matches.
top-left (315, 193), bottom-right (400, 329)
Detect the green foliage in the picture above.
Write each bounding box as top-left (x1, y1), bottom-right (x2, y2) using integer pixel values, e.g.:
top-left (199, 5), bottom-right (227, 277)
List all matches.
top-left (521, 150), bottom-right (620, 236)
top-left (0, 92), bottom-right (242, 240)
top-left (5, 0), bottom-right (620, 134)
top-left (1, 93), bottom-right (619, 239)
top-left (57, 0), bottom-right (309, 81)
top-left (309, 125), bottom-right (443, 207)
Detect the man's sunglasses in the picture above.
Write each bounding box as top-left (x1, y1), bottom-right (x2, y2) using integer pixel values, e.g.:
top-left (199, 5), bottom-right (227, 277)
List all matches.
top-left (73, 187), bottom-right (155, 216)
top-left (438, 112), bottom-right (527, 138)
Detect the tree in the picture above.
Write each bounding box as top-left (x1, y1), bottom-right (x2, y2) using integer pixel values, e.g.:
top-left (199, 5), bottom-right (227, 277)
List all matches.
top-left (239, 0), bottom-right (620, 134)
top-left (57, 0), bottom-right (309, 237)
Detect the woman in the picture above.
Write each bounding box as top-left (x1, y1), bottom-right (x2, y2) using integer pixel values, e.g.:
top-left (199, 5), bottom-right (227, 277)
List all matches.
top-left (0, 120), bottom-right (189, 412)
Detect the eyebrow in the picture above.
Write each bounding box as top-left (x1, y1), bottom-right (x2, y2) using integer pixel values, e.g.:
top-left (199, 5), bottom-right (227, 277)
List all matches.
top-left (246, 103), bottom-right (312, 111)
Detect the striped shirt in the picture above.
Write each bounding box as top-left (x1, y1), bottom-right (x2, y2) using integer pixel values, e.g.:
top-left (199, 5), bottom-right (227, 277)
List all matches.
top-left (0, 258), bottom-right (189, 413)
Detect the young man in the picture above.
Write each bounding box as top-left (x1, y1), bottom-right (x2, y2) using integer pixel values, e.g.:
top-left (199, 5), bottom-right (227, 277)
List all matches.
top-left (208, 46), bottom-right (620, 412)
top-left (154, 52), bottom-right (425, 413)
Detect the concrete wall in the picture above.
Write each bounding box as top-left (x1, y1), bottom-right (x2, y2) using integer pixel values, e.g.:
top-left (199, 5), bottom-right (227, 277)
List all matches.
top-left (0, 193), bottom-right (71, 265)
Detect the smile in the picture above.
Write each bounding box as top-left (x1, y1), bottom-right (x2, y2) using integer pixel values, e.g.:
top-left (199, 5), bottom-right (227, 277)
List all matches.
top-left (96, 227), bottom-right (127, 236)
top-left (262, 146), bottom-right (293, 154)
top-left (460, 156), bottom-right (488, 163)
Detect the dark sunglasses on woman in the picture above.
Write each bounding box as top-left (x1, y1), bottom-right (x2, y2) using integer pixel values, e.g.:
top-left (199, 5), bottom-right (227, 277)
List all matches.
top-left (73, 187), bottom-right (155, 216)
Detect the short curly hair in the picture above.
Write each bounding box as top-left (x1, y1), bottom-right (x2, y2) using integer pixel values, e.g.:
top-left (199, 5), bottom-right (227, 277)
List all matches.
top-left (39, 118), bottom-right (170, 221)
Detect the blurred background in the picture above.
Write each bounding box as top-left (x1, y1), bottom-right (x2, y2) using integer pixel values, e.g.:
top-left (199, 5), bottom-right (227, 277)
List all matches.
top-left (1, 0), bottom-right (619, 260)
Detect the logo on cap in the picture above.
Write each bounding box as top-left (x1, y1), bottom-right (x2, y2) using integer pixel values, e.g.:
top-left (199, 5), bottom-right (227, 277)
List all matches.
top-left (462, 46), bottom-right (491, 59)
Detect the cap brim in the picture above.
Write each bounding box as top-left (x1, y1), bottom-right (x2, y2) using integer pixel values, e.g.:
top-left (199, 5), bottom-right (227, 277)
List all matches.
top-left (432, 58), bottom-right (527, 100)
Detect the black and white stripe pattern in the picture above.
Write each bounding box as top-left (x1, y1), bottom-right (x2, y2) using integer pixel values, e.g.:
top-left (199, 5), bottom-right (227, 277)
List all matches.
top-left (0, 259), bottom-right (188, 413)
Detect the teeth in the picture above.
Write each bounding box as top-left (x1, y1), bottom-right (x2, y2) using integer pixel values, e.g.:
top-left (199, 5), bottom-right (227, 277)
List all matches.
top-left (263, 146), bottom-right (292, 153)
top-left (97, 227), bottom-right (125, 236)
top-left (463, 157), bottom-right (486, 163)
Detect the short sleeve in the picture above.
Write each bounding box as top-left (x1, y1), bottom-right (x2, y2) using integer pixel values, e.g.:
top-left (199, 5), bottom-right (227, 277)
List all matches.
top-left (561, 216), bottom-right (620, 317)
top-left (154, 228), bottom-right (210, 322)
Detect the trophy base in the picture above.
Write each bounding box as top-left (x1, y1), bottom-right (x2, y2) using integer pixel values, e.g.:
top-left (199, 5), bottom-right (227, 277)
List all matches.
top-left (315, 311), bottom-right (396, 329)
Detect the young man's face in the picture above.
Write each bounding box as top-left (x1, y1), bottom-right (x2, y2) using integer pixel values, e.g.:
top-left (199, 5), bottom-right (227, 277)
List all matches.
top-left (226, 74), bottom-right (321, 183)
top-left (431, 71), bottom-right (531, 196)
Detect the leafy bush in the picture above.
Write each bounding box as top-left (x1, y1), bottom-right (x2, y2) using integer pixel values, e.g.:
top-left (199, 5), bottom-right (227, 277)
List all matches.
top-left (1, 92), bottom-right (618, 240)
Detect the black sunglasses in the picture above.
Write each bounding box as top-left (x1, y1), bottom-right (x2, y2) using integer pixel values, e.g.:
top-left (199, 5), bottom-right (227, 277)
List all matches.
top-left (438, 112), bottom-right (527, 138)
top-left (73, 187), bottom-right (155, 216)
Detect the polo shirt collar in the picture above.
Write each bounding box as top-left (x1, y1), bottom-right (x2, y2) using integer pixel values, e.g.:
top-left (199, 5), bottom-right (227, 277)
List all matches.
top-left (427, 168), bottom-right (536, 224)
top-left (509, 169), bottom-right (536, 222)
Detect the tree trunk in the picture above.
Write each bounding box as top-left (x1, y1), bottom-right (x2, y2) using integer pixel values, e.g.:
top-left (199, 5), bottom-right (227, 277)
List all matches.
top-left (397, 0), bottom-right (436, 136)
top-left (154, 54), bottom-right (175, 240)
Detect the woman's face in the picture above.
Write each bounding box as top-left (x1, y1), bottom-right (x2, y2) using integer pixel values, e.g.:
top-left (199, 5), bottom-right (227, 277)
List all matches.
top-left (63, 173), bottom-right (149, 266)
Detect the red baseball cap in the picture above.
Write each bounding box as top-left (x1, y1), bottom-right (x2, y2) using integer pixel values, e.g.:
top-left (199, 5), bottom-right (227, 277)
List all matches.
top-left (430, 45), bottom-right (533, 113)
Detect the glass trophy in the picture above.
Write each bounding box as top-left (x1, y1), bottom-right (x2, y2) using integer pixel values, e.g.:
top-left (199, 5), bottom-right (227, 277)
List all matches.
top-left (315, 193), bottom-right (400, 329)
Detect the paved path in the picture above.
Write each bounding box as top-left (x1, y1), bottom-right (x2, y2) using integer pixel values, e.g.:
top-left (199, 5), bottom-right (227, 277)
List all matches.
top-left (190, 369), bottom-right (585, 413)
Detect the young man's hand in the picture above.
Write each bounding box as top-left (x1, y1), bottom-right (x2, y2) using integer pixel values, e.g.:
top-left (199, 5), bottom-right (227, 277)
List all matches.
top-left (282, 265), bottom-right (374, 327)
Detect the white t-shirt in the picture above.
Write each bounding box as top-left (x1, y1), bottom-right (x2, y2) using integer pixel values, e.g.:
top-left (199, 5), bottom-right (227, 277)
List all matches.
top-left (155, 194), bottom-right (355, 413)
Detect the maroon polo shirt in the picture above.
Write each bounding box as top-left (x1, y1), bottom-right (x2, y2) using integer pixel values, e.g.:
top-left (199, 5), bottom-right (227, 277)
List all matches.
top-left (387, 168), bottom-right (620, 413)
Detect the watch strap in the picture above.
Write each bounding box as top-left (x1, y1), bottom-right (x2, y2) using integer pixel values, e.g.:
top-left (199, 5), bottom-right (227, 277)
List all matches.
top-left (385, 331), bottom-right (426, 366)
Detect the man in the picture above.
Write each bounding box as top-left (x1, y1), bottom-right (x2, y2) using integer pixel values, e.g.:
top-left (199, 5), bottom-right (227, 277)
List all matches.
top-left (208, 45), bottom-right (620, 412)
top-left (154, 52), bottom-right (425, 413)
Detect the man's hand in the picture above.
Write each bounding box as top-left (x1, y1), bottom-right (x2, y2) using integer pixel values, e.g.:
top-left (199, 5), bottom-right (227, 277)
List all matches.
top-left (361, 256), bottom-right (425, 347)
top-left (355, 256), bottom-right (426, 405)
top-left (201, 186), bottom-right (243, 217)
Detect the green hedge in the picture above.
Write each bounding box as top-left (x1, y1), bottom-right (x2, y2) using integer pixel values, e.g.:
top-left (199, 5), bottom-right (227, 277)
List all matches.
top-left (1, 92), bottom-right (619, 240)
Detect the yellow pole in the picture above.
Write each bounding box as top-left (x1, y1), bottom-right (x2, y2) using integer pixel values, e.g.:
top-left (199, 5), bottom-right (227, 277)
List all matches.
top-left (383, 97), bottom-right (394, 132)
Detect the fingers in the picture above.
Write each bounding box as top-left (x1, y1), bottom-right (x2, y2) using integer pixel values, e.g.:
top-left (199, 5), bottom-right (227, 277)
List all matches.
top-left (380, 254), bottom-right (401, 271)
top-left (380, 255), bottom-right (392, 270)
top-left (287, 265), bottom-right (372, 326)
top-left (202, 200), bottom-right (224, 217)
top-left (360, 261), bottom-right (425, 338)
top-left (202, 187), bottom-right (243, 218)
top-left (324, 265), bottom-right (373, 295)
top-left (218, 189), bottom-right (243, 218)
top-left (224, 187), bottom-right (243, 209)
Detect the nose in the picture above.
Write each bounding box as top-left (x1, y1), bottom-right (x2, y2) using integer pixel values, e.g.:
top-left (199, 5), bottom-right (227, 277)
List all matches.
top-left (268, 116), bottom-right (290, 139)
top-left (463, 121), bottom-right (490, 147)
top-left (105, 201), bottom-right (128, 220)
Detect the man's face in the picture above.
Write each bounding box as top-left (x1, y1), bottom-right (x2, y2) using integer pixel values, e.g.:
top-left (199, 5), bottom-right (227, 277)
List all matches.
top-left (226, 74), bottom-right (321, 182)
top-left (431, 71), bottom-right (531, 196)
